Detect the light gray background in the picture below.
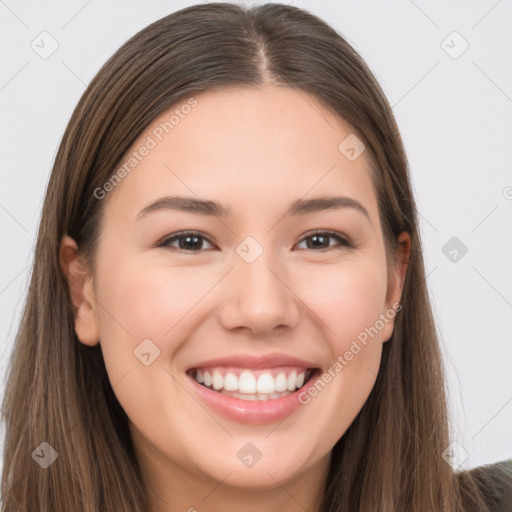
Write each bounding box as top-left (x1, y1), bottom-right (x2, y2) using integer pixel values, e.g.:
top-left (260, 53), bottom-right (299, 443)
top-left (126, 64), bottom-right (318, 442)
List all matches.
top-left (1, 0), bottom-right (511, 473)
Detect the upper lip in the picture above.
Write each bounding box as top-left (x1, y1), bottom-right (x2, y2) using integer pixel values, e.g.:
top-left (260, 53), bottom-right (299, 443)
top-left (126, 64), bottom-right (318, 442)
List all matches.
top-left (186, 353), bottom-right (320, 371)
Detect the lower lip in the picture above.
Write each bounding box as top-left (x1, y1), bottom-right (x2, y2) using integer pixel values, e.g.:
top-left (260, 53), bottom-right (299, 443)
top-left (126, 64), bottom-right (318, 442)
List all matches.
top-left (186, 370), bottom-right (321, 425)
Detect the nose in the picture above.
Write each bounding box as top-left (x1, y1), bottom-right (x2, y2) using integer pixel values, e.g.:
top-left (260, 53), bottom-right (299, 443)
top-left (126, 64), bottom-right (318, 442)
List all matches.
top-left (218, 247), bottom-right (301, 336)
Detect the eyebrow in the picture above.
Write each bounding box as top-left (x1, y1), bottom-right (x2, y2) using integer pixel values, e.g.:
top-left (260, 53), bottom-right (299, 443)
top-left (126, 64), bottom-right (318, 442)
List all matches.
top-left (136, 195), bottom-right (371, 222)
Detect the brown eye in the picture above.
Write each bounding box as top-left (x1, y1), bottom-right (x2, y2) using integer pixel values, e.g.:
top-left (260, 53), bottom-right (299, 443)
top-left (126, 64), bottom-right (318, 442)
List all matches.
top-left (157, 231), bottom-right (215, 252)
top-left (296, 231), bottom-right (353, 251)
top-left (156, 230), bottom-right (353, 253)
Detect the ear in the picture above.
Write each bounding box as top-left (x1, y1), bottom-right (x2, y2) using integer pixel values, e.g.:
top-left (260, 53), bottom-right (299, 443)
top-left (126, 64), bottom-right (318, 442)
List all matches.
top-left (381, 231), bottom-right (411, 342)
top-left (59, 234), bottom-right (100, 346)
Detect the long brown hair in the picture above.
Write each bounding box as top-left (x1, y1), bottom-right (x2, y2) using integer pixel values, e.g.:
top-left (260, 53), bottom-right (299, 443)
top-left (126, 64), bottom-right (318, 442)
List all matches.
top-left (0, 3), bottom-right (501, 510)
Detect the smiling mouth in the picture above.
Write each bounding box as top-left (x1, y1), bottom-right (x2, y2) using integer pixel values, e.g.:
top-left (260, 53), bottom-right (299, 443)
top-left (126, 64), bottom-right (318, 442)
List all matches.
top-left (186, 367), bottom-right (319, 401)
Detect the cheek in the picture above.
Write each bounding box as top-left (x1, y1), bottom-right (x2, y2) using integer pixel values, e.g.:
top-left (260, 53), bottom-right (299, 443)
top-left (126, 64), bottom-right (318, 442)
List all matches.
top-left (92, 256), bottom-right (230, 400)
top-left (291, 258), bottom-right (388, 440)
top-left (302, 257), bottom-right (388, 347)
top-left (92, 258), bottom-right (207, 451)
top-left (95, 257), bottom-right (210, 344)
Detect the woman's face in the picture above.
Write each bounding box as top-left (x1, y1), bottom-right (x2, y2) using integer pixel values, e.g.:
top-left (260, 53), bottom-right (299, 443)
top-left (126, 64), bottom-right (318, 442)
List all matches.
top-left (63, 84), bottom-right (408, 503)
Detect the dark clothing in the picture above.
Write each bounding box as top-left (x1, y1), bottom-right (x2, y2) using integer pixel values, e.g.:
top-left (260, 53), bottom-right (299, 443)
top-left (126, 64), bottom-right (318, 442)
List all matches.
top-left (466, 459), bottom-right (512, 511)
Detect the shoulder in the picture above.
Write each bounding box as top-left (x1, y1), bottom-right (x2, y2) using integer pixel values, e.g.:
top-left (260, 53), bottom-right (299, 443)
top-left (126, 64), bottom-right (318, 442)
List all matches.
top-left (465, 459), bottom-right (512, 512)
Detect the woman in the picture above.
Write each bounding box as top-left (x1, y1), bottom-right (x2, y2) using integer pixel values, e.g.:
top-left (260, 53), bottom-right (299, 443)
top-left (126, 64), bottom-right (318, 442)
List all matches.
top-left (1, 3), bottom-right (511, 511)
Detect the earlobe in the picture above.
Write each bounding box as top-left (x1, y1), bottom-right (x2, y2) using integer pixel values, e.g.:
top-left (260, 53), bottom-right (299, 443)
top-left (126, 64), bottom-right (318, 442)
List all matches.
top-left (59, 234), bottom-right (100, 347)
top-left (382, 231), bottom-right (411, 342)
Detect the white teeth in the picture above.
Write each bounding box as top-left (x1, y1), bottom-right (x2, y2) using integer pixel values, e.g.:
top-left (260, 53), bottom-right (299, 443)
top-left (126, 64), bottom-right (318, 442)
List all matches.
top-left (238, 371), bottom-right (257, 393)
top-left (192, 368), bottom-right (313, 397)
top-left (223, 390), bottom-right (292, 401)
top-left (212, 371), bottom-right (223, 391)
top-left (223, 372), bottom-right (238, 391)
top-left (240, 394), bottom-right (258, 401)
top-left (287, 371), bottom-right (297, 391)
top-left (275, 372), bottom-right (288, 392)
top-left (256, 374), bottom-right (275, 394)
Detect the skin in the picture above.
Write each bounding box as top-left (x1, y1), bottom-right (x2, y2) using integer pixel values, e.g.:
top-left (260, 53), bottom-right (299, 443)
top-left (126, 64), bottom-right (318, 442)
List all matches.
top-left (61, 84), bottom-right (410, 512)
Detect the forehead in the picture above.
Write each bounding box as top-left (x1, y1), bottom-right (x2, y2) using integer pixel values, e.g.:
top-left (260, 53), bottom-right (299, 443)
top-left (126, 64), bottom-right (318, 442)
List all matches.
top-left (101, 84), bottom-right (378, 223)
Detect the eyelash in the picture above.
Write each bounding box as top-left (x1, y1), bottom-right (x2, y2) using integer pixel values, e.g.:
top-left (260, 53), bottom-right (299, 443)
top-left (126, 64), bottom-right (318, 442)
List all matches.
top-left (156, 230), bottom-right (353, 253)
